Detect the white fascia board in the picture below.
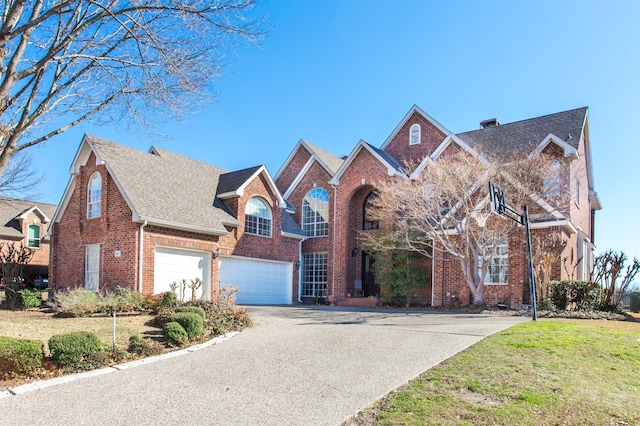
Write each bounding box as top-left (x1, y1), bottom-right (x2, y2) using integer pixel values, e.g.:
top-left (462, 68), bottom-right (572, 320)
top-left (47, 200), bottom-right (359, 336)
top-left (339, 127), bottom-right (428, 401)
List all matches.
top-left (531, 134), bottom-right (579, 159)
top-left (301, 140), bottom-right (338, 177)
top-left (329, 140), bottom-right (406, 185)
top-left (283, 157), bottom-right (315, 199)
top-left (138, 217), bottom-right (229, 236)
top-left (281, 231), bottom-right (306, 240)
top-left (496, 170), bottom-right (566, 220)
top-left (529, 220), bottom-right (577, 235)
top-left (231, 165), bottom-right (286, 206)
top-left (380, 105), bottom-right (451, 151)
top-left (410, 133), bottom-right (482, 180)
top-left (18, 206), bottom-right (51, 223)
top-left (589, 191), bottom-right (602, 211)
top-left (274, 139), bottom-right (310, 182)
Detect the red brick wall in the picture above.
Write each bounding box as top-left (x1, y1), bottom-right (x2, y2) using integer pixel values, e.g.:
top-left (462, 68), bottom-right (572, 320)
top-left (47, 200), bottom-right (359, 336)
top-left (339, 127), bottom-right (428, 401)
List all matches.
top-left (275, 145), bottom-right (311, 194)
top-left (383, 111), bottom-right (446, 166)
top-left (14, 210), bottom-right (50, 266)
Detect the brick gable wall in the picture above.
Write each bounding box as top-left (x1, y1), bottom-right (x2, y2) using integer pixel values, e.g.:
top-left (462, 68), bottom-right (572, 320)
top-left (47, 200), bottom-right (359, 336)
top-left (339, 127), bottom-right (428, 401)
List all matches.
top-left (275, 145), bottom-right (312, 194)
top-left (383, 111), bottom-right (446, 166)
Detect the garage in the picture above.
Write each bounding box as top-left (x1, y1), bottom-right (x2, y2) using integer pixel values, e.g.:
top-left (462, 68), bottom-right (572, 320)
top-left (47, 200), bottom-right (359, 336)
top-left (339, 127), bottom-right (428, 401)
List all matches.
top-left (154, 246), bottom-right (211, 301)
top-left (218, 256), bottom-right (292, 305)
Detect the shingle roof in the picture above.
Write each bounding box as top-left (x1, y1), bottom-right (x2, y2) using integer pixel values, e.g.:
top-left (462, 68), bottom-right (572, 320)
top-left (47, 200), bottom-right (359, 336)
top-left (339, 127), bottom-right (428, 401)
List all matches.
top-left (0, 197), bottom-right (57, 238)
top-left (281, 210), bottom-right (305, 237)
top-left (218, 166), bottom-right (262, 195)
top-left (304, 141), bottom-right (345, 174)
top-left (456, 107), bottom-right (588, 155)
top-left (86, 135), bottom-right (241, 235)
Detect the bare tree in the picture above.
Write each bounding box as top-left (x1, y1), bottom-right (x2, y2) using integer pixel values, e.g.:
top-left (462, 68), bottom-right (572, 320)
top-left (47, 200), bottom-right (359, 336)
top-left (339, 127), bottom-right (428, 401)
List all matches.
top-left (532, 232), bottom-right (566, 303)
top-left (0, 0), bottom-right (269, 179)
top-left (591, 250), bottom-right (640, 310)
top-left (367, 149), bottom-right (555, 304)
top-left (0, 150), bottom-right (44, 198)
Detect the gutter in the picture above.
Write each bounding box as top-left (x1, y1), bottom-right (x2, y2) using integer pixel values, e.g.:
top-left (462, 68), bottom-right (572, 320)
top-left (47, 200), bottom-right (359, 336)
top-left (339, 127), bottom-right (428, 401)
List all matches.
top-left (138, 221), bottom-right (147, 292)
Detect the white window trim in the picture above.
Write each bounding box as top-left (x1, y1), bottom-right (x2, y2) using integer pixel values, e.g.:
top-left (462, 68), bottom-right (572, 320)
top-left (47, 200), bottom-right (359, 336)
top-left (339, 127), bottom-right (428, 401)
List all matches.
top-left (409, 123), bottom-right (421, 145)
top-left (302, 252), bottom-right (328, 298)
top-left (87, 172), bottom-right (102, 219)
top-left (244, 197), bottom-right (272, 238)
top-left (85, 244), bottom-right (100, 292)
top-left (479, 237), bottom-right (509, 285)
top-left (543, 159), bottom-right (561, 197)
top-left (27, 224), bottom-right (41, 248)
top-left (302, 188), bottom-right (329, 237)
top-left (573, 177), bottom-right (580, 204)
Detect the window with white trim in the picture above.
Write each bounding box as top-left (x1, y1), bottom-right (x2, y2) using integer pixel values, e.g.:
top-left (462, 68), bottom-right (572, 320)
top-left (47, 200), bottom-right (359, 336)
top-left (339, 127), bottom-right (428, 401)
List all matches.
top-left (302, 188), bottom-right (329, 237)
top-left (302, 252), bottom-right (327, 298)
top-left (245, 197), bottom-right (272, 237)
top-left (87, 172), bottom-right (102, 218)
top-left (573, 177), bottom-right (580, 204)
top-left (85, 244), bottom-right (100, 292)
top-left (543, 160), bottom-right (560, 197)
top-left (27, 224), bottom-right (40, 248)
top-left (478, 236), bottom-right (508, 285)
top-left (409, 123), bottom-right (421, 145)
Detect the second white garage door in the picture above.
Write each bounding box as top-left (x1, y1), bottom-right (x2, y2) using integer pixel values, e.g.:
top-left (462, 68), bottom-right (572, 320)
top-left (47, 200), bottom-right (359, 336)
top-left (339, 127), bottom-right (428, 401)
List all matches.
top-left (154, 246), bottom-right (211, 301)
top-left (218, 256), bottom-right (292, 305)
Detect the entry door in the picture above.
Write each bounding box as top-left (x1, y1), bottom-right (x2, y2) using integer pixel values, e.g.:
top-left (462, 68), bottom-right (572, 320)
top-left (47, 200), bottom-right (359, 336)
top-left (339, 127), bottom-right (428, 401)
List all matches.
top-left (362, 252), bottom-right (379, 297)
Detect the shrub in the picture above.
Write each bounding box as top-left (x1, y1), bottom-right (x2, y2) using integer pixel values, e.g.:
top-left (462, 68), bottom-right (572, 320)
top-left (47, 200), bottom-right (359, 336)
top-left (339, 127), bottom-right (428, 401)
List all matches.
top-left (127, 335), bottom-right (165, 356)
top-left (550, 280), bottom-right (602, 311)
top-left (630, 292), bottom-right (640, 313)
top-left (50, 289), bottom-right (100, 316)
top-left (175, 306), bottom-right (206, 319)
top-left (19, 289), bottom-right (42, 309)
top-left (188, 297), bottom-right (253, 336)
top-left (169, 312), bottom-right (204, 340)
top-left (162, 322), bottom-right (188, 347)
top-left (48, 331), bottom-right (104, 371)
top-left (0, 336), bottom-right (44, 379)
top-left (160, 291), bottom-right (177, 308)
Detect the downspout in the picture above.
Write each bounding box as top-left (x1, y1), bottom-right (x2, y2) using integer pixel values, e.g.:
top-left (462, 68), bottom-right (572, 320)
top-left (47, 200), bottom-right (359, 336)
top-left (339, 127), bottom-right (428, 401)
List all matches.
top-left (331, 184), bottom-right (337, 296)
top-left (138, 220), bottom-right (148, 293)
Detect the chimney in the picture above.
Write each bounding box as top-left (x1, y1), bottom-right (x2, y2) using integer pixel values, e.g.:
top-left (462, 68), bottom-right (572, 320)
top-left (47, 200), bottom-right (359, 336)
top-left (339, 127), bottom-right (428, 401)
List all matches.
top-left (480, 118), bottom-right (501, 129)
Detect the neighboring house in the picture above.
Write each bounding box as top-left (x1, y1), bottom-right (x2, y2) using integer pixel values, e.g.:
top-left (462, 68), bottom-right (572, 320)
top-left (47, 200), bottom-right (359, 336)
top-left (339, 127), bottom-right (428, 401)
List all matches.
top-left (49, 135), bottom-right (304, 303)
top-left (275, 105), bottom-right (601, 308)
top-left (0, 197), bottom-right (57, 286)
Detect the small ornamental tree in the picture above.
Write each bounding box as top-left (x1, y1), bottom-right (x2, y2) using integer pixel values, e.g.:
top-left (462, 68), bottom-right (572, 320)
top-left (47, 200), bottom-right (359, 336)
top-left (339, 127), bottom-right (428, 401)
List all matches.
top-left (374, 249), bottom-right (427, 308)
top-left (591, 250), bottom-right (640, 311)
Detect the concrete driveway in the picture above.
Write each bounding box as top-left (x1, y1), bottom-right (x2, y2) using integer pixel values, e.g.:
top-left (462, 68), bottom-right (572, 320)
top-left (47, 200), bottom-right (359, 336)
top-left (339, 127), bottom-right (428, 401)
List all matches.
top-left (0, 306), bottom-right (528, 425)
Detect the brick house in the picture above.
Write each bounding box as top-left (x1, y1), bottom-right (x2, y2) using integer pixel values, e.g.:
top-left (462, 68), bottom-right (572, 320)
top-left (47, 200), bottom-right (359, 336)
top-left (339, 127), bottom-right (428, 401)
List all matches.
top-left (0, 197), bottom-right (57, 286)
top-left (49, 135), bottom-right (304, 303)
top-left (275, 105), bottom-right (601, 308)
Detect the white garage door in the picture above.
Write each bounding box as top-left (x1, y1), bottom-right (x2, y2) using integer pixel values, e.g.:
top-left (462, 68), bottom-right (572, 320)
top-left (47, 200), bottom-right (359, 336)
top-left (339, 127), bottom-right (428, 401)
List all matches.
top-left (218, 256), bottom-right (292, 305)
top-left (154, 246), bottom-right (211, 301)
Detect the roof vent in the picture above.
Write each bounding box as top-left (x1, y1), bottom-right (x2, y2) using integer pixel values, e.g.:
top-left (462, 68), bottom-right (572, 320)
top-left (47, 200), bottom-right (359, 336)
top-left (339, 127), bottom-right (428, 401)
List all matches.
top-left (480, 118), bottom-right (501, 129)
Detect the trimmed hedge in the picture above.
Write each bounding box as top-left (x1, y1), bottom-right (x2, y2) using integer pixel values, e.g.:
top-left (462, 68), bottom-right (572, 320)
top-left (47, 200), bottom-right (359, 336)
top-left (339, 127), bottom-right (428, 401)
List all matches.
top-left (162, 322), bottom-right (188, 347)
top-left (128, 335), bottom-right (165, 356)
top-left (175, 306), bottom-right (206, 319)
top-left (0, 336), bottom-right (44, 378)
top-left (48, 331), bottom-right (104, 370)
top-left (169, 312), bottom-right (204, 340)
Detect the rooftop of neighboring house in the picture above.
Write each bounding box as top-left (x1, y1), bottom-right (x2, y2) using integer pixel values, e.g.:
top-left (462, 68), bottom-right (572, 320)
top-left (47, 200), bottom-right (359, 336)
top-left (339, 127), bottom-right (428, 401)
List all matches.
top-left (0, 197), bottom-right (57, 239)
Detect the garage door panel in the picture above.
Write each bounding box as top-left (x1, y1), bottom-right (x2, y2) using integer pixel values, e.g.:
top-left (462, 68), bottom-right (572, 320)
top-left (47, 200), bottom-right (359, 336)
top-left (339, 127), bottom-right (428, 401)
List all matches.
top-left (218, 257), bottom-right (292, 305)
top-left (154, 247), bottom-right (211, 302)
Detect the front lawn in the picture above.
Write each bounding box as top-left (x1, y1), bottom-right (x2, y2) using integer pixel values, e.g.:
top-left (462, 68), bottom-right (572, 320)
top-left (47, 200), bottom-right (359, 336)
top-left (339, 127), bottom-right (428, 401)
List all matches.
top-left (345, 317), bottom-right (640, 425)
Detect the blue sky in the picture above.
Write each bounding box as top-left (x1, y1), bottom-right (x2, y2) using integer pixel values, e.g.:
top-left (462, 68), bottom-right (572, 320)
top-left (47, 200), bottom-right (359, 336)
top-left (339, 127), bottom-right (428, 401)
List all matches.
top-left (30, 0), bottom-right (640, 264)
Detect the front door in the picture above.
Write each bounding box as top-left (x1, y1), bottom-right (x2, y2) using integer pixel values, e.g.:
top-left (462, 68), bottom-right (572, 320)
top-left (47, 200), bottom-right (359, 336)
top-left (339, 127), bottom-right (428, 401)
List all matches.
top-left (362, 252), bottom-right (379, 297)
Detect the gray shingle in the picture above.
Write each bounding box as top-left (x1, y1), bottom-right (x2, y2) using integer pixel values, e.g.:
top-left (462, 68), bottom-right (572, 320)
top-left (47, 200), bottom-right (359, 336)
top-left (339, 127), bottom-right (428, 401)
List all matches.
top-left (0, 197), bottom-right (57, 238)
top-left (304, 141), bottom-right (345, 174)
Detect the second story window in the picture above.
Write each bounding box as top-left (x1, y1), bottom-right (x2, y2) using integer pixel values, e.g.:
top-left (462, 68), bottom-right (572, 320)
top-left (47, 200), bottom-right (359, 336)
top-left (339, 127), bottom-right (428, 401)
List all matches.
top-left (363, 191), bottom-right (380, 230)
top-left (87, 172), bottom-right (102, 219)
top-left (302, 188), bottom-right (329, 237)
top-left (245, 197), bottom-right (272, 237)
top-left (28, 224), bottom-right (40, 248)
top-left (410, 124), bottom-right (421, 145)
top-left (543, 160), bottom-right (560, 197)
top-left (573, 177), bottom-right (580, 204)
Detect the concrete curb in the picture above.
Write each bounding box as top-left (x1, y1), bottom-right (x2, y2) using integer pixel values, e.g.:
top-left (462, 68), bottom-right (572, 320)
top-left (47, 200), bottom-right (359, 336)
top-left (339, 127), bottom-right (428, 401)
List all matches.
top-left (5, 331), bottom-right (240, 396)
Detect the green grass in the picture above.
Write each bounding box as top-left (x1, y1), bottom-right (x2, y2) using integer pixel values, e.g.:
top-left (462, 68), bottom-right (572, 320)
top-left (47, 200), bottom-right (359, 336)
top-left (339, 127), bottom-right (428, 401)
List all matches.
top-left (348, 321), bottom-right (640, 425)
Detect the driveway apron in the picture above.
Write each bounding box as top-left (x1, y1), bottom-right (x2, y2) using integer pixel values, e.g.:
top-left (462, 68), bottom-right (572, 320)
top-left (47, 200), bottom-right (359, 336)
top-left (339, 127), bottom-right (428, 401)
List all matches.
top-left (0, 306), bottom-right (528, 425)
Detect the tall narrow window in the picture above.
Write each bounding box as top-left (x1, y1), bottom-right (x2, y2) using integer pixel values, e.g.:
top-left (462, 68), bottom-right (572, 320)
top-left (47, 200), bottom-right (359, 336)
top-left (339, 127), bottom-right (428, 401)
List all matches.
top-left (543, 160), bottom-right (560, 197)
top-left (409, 123), bottom-right (421, 145)
top-left (363, 192), bottom-right (380, 230)
top-left (302, 188), bottom-right (329, 237)
top-left (302, 252), bottom-right (327, 298)
top-left (87, 172), bottom-right (102, 218)
top-left (245, 197), bottom-right (272, 237)
top-left (478, 236), bottom-right (508, 285)
top-left (27, 224), bottom-right (40, 248)
top-left (85, 244), bottom-right (100, 292)
top-left (573, 177), bottom-right (580, 203)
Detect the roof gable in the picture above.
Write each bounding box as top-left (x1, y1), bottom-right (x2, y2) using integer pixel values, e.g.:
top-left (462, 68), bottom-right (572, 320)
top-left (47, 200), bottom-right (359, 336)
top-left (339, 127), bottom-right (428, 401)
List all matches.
top-left (380, 105), bottom-right (451, 151)
top-left (329, 140), bottom-right (405, 185)
top-left (0, 197), bottom-right (57, 239)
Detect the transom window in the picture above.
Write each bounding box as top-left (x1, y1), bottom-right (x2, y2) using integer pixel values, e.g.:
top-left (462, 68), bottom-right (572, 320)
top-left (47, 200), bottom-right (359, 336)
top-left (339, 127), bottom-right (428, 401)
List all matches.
top-left (245, 197), bottom-right (272, 237)
top-left (363, 191), bottom-right (380, 230)
top-left (302, 252), bottom-right (327, 298)
top-left (27, 224), bottom-right (40, 248)
top-left (410, 123), bottom-right (421, 145)
top-left (479, 236), bottom-right (508, 285)
top-left (85, 244), bottom-right (100, 292)
top-left (302, 188), bottom-right (329, 237)
top-left (87, 172), bottom-right (102, 219)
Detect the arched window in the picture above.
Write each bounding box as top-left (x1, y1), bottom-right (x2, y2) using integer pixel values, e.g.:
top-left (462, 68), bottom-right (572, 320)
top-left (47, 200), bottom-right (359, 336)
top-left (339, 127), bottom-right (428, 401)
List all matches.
top-left (28, 224), bottom-right (40, 248)
top-left (87, 172), bottom-right (102, 219)
top-left (245, 197), bottom-right (272, 237)
top-left (302, 188), bottom-right (329, 237)
top-left (543, 159), bottom-right (560, 197)
top-left (363, 192), bottom-right (380, 230)
top-left (409, 123), bottom-right (421, 145)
